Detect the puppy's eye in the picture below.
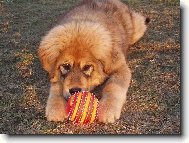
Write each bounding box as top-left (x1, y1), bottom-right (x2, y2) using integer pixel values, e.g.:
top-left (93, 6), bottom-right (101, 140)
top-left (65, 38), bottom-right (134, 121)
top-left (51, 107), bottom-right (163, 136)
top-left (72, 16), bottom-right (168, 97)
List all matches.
top-left (82, 65), bottom-right (93, 76)
top-left (63, 63), bottom-right (71, 71)
top-left (83, 65), bottom-right (91, 71)
top-left (60, 63), bottom-right (71, 75)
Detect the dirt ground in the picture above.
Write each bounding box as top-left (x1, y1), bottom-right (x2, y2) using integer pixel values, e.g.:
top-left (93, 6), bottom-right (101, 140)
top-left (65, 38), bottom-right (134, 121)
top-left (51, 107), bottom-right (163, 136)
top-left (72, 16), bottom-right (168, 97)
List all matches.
top-left (0, 0), bottom-right (180, 134)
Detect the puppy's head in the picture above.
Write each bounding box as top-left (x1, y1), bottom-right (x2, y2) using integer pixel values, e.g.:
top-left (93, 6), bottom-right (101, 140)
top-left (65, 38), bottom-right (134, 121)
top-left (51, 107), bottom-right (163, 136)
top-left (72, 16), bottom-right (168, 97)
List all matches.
top-left (38, 21), bottom-right (112, 99)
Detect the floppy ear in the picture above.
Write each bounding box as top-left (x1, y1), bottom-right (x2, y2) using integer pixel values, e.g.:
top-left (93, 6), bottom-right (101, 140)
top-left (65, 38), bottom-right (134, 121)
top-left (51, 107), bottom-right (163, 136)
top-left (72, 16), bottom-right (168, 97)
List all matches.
top-left (38, 47), bottom-right (53, 73)
top-left (130, 11), bottom-right (150, 45)
top-left (37, 28), bottom-right (64, 83)
top-left (38, 46), bottom-right (61, 83)
top-left (37, 25), bottom-right (70, 82)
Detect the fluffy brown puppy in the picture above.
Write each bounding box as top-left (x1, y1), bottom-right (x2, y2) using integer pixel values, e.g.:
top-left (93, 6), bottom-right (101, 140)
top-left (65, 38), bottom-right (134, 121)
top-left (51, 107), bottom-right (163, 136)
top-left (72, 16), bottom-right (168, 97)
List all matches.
top-left (38, 0), bottom-right (149, 123)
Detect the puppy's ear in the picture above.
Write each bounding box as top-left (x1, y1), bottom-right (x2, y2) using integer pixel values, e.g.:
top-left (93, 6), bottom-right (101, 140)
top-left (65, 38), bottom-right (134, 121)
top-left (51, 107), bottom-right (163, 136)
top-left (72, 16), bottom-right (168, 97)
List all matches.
top-left (130, 11), bottom-right (150, 45)
top-left (38, 45), bottom-right (60, 83)
top-left (38, 25), bottom-right (71, 82)
top-left (38, 47), bottom-right (52, 73)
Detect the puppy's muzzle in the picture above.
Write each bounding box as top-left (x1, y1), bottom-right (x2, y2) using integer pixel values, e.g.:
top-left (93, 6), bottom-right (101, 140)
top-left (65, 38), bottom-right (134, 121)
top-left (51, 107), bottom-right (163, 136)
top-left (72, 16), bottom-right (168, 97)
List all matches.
top-left (69, 88), bottom-right (82, 95)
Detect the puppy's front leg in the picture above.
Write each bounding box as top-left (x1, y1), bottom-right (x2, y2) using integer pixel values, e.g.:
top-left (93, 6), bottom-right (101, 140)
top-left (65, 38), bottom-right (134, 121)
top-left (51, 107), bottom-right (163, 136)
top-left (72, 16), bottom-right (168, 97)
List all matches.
top-left (46, 82), bottom-right (67, 122)
top-left (99, 65), bottom-right (131, 123)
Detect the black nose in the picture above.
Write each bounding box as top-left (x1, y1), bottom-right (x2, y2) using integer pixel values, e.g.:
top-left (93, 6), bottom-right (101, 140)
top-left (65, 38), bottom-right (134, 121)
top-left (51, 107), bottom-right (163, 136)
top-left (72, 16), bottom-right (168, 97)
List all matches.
top-left (69, 88), bottom-right (82, 95)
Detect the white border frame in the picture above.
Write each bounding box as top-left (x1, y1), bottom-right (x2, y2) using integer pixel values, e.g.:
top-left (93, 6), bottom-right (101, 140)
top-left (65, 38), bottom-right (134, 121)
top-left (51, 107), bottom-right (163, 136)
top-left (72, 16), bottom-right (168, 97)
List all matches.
top-left (1, 0), bottom-right (188, 142)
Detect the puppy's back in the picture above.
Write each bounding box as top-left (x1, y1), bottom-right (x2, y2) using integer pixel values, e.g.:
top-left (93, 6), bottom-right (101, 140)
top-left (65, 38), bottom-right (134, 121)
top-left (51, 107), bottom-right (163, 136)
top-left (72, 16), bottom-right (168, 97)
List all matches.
top-left (59, 0), bottom-right (148, 53)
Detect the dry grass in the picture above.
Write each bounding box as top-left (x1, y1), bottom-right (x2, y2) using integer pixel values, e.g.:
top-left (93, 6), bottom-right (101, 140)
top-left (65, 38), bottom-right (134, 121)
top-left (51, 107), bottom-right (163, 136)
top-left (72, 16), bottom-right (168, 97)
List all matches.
top-left (0, 0), bottom-right (180, 134)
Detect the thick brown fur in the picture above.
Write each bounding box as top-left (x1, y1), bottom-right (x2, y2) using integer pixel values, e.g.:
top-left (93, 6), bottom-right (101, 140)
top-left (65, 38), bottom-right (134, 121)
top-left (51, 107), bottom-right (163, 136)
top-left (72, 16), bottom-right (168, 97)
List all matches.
top-left (38, 0), bottom-right (149, 123)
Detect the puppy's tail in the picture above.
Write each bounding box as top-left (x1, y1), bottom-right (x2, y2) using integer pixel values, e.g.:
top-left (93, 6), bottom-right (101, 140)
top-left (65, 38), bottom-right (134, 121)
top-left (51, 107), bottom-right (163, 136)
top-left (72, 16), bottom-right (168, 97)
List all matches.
top-left (130, 11), bottom-right (150, 45)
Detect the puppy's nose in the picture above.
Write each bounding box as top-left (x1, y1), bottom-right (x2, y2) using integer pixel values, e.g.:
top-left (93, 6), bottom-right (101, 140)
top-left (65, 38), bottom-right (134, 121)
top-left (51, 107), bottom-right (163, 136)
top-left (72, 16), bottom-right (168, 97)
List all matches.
top-left (69, 88), bottom-right (82, 95)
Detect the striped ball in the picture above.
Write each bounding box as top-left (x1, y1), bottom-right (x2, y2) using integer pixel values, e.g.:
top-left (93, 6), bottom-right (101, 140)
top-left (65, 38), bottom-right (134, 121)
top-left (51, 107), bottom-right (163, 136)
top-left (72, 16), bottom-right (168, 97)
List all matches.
top-left (66, 91), bottom-right (99, 125)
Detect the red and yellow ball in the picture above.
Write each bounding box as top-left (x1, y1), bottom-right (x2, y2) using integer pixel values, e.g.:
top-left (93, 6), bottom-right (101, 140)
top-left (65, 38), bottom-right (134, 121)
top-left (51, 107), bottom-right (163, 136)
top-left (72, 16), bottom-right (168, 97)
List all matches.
top-left (66, 91), bottom-right (99, 125)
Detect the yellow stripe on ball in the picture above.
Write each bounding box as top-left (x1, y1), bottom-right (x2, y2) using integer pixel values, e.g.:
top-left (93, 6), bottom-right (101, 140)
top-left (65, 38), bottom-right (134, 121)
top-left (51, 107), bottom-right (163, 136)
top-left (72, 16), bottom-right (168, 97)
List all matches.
top-left (80, 93), bottom-right (91, 124)
top-left (90, 98), bottom-right (98, 123)
top-left (71, 92), bottom-right (82, 121)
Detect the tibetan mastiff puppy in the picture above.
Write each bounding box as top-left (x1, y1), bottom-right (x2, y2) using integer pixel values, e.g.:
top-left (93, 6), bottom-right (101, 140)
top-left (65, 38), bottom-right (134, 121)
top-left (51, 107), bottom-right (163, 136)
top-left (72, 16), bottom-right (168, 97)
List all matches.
top-left (38, 0), bottom-right (150, 123)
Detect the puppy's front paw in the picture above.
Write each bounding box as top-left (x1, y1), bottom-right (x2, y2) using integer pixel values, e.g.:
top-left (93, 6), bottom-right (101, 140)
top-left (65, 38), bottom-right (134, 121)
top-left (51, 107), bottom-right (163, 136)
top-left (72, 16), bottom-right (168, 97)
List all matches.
top-left (46, 101), bottom-right (67, 122)
top-left (98, 100), bottom-right (121, 123)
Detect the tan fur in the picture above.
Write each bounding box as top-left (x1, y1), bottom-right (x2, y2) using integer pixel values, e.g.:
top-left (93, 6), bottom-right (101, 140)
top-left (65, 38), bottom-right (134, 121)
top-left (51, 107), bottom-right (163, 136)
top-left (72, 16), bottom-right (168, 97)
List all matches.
top-left (38, 0), bottom-right (149, 123)
top-left (131, 11), bottom-right (148, 44)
